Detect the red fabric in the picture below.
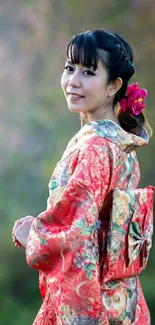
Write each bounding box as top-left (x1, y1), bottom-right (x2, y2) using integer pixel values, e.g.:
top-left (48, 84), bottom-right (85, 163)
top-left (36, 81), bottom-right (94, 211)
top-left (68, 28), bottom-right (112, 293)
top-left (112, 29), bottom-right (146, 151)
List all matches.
top-left (26, 120), bottom-right (153, 324)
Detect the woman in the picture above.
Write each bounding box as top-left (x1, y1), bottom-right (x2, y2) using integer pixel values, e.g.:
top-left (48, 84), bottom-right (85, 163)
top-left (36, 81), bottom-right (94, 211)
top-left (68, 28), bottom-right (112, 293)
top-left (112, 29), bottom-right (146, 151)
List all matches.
top-left (12, 30), bottom-right (154, 324)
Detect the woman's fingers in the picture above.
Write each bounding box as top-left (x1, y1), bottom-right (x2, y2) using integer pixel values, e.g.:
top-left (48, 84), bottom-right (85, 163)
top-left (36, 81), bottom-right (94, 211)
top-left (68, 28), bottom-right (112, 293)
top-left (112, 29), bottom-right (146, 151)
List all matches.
top-left (12, 234), bottom-right (22, 247)
top-left (14, 241), bottom-right (22, 248)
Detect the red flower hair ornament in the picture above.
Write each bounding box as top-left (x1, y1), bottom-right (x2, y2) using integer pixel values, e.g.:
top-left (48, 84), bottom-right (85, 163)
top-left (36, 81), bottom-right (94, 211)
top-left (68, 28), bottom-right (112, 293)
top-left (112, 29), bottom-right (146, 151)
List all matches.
top-left (119, 83), bottom-right (148, 116)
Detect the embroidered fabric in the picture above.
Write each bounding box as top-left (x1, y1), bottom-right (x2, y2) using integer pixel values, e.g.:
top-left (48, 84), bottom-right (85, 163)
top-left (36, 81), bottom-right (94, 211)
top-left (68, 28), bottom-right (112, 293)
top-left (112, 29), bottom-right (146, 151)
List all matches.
top-left (98, 186), bottom-right (155, 283)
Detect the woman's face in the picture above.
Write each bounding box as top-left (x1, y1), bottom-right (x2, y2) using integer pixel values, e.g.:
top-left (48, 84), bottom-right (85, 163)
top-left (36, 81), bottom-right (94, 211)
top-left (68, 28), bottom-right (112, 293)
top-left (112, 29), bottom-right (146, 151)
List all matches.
top-left (61, 58), bottom-right (111, 114)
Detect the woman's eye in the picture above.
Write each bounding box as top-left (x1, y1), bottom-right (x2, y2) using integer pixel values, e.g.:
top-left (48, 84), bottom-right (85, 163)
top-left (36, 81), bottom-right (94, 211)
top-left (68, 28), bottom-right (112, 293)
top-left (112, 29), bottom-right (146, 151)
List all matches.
top-left (64, 65), bottom-right (74, 72)
top-left (83, 69), bottom-right (95, 76)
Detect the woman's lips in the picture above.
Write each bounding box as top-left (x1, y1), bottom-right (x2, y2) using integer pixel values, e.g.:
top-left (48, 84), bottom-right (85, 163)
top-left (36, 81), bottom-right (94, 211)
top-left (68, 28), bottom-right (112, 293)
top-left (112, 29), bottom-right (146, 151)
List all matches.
top-left (67, 93), bottom-right (84, 100)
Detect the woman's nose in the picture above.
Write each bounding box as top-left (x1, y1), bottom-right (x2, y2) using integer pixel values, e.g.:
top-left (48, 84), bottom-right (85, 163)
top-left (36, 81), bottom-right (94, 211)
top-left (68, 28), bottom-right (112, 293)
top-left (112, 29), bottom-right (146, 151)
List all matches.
top-left (68, 71), bottom-right (81, 88)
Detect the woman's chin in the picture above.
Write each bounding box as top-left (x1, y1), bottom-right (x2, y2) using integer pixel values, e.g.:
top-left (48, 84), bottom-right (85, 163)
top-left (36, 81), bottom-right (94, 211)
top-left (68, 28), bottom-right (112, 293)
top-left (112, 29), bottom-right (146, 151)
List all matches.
top-left (68, 105), bottom-right (84, 113)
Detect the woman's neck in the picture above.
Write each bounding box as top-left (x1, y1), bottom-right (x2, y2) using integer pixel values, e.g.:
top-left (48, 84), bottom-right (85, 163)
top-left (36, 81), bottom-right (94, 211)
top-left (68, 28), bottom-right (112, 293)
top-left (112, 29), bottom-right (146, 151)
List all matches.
top-left (80, 109), bottom-right (120, 128)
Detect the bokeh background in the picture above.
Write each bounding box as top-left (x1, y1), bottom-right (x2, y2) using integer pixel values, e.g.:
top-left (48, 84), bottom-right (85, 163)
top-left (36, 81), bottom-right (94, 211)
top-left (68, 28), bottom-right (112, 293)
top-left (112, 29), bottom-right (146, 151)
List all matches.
top-left (1, 0), bottom-right (155, 324)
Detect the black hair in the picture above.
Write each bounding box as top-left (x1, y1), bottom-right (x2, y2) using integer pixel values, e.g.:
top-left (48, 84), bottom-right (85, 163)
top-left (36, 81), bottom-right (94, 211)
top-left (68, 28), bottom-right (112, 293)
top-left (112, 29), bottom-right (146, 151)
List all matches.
top-left (66, 30), bottom-right (148, 135)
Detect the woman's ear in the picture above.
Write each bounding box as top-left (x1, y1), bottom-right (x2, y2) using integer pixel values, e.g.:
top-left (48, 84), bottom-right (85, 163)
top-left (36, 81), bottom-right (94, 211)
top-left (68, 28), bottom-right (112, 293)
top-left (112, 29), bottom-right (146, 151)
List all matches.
top-left (108, 77), bottom-right (123, 97)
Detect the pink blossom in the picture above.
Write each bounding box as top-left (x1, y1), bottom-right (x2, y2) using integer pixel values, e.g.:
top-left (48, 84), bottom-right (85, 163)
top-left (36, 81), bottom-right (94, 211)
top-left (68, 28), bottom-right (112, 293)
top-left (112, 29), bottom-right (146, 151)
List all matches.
top-left (119, 98), bottom-right (127, 112)
top-left (126, 82), bottom-right (139, 95)
top-left (120, 83), bottom-right (148, 116)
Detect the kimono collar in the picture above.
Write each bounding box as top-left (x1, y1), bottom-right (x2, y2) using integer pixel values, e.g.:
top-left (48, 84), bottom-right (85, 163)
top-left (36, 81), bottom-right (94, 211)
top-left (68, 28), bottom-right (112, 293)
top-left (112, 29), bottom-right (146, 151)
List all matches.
top-left (66, 119), bottom-right (149, 153)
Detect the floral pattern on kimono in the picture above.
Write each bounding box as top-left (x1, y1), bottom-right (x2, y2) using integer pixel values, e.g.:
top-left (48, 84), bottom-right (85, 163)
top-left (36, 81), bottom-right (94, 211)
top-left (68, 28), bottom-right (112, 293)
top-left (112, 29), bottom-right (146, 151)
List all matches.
top-left (26, 119), bottom-right (154, 325)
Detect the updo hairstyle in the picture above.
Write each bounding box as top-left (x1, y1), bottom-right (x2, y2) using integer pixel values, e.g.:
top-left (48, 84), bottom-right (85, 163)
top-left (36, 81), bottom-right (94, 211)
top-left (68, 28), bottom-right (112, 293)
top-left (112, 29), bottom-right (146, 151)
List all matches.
top-left (67, 30), bottom-right (151, 135)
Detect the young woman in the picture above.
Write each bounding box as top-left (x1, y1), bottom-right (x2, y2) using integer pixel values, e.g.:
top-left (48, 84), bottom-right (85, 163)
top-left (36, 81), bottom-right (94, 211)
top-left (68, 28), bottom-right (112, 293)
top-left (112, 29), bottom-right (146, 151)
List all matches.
top-left (12, 30), bottom-right (154, 325)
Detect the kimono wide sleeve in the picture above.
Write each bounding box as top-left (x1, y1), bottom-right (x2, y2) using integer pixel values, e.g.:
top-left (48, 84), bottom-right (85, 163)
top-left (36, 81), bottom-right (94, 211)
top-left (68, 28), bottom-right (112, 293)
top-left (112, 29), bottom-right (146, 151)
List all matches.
top-left (26, 142), bottom-right (111, 323)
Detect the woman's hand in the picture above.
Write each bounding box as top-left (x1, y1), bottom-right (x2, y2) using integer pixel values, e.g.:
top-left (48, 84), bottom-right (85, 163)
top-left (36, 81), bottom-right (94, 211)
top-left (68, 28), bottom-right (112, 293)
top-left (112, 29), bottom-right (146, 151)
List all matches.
top-left (12, 215), bottom-right (35, 248)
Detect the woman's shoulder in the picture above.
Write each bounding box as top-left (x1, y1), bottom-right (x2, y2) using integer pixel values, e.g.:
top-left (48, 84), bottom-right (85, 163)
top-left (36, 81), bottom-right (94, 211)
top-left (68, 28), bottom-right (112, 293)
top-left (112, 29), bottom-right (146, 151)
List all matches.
top-left (79, 135), bottom-right (114, 158)
top-left (82, 135), bottom-right (113, 148)
top-left (77, 136), bottom-right (113, 169)
top-left (59, 133), bottom-right (112, 167)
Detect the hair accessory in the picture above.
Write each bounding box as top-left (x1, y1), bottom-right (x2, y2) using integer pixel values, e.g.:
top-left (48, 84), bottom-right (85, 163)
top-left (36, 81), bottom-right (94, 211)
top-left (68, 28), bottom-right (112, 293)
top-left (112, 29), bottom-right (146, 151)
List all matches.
top-left (119, 83), bottom-right (148, 116)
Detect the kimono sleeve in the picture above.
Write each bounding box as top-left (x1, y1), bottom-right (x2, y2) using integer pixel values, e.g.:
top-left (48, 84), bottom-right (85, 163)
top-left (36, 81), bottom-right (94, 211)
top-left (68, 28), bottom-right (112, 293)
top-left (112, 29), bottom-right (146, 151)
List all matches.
top-left (26, 143), bottom-right (111, 274)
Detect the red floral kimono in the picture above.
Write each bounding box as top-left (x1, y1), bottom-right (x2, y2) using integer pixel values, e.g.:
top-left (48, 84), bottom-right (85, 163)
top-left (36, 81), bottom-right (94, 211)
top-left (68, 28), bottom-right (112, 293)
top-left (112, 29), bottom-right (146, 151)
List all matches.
top-left (26, 119), bottom-right (154, 325)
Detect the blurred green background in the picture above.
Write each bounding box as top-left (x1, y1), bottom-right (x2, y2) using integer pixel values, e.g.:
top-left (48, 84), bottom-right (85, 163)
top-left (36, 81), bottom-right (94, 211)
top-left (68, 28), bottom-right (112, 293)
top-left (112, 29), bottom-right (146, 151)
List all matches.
top-left (1, 0), bottom-right (155, 324)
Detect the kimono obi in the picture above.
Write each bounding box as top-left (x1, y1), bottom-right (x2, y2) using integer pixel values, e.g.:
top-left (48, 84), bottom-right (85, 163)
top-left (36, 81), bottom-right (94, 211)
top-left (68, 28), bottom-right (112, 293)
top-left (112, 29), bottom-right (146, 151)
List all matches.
top-left (97, 186), bottom-right (155, 283)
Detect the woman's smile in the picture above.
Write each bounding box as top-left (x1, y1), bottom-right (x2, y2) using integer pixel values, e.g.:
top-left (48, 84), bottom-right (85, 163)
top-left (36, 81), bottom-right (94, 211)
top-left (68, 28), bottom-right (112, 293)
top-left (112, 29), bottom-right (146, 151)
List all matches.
top-left (67, 92), bottom-right (85, 101)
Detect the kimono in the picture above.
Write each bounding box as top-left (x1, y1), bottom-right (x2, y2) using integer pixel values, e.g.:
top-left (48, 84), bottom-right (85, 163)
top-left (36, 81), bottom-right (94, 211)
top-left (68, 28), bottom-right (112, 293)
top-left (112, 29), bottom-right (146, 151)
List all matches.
top-left (26, 119), bottom-right (154, 325)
